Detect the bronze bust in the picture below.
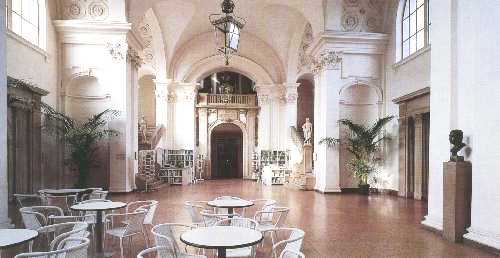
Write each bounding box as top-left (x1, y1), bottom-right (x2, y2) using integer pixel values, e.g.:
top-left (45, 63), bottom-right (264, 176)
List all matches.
top-left (449, 130), bottom-right (466, 162)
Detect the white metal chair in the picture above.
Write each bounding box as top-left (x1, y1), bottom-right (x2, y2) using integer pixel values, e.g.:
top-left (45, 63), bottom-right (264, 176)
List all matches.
top-left (200, 210), bottom-right (240, 227)
top-left (104, 209), bottom-right (147, 258)
top-left (151, 223), bottom-right (206, 258)
top-left (248, 199), bottom-right (277, 218)
top-left (14, 194), bottom-right (43, 208)
top-left (14, 237), bottom-right (90, 258)
top-left (126, 200), bottom-right (159, 246)
top-left (254, 207), bottom-right (290, 245)
top-left (267, 228), bottom-right (305, 258)
top-left (184, 201), bottom-right (209, 227)
top-left (36, 221), bottom-right (89, 251)
top-left (81, 189), bottom-right (108, 200)
top-left (279, 250), bottom-right (305, 258)
top-left (20, 206), bottom-right (64, 230)
top-left (215, 218), bottom-right (258, 258)
top-left (41, 194), bottom-right (78, 215)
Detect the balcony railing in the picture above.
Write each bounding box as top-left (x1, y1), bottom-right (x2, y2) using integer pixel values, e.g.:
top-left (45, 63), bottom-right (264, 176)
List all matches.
top-left (198, 93), bottom-right (257, 107)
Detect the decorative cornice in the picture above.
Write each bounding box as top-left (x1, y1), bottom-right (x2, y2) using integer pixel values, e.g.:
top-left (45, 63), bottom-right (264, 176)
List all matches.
top-left (53, 20), bottom-right (131, 35)
top-left (308, 31), bottom-right (389, 57)
top-left (392, 87), bottom-right (430, 104)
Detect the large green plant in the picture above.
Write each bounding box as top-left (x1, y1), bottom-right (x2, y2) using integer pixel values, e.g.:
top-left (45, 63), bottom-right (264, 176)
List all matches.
top-left (319, 116), bottom-right (394, 186)
top-left (41, 103), bottom-right (120, 188)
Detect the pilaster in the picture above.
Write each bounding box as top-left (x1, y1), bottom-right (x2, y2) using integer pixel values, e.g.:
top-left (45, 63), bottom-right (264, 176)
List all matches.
top-left (0, 0), bottom-right (13, 228)
top-left (313, 50), bottom-right (343, 193)
top-left (414, 114), bottom-right (424, 200)
top-left (168, 82), bottom-right (198, 150)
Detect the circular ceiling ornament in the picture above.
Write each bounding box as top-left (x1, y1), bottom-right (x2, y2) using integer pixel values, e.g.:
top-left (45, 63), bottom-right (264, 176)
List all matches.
top-left (342, 12), bottom-right (359, 31)
top-left (88, 1), bottom-right (109, 20)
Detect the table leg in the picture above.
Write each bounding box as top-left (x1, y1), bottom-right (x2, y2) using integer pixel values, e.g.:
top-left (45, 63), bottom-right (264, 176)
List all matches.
top-left (228, 208), bottom-right (234, 218)
top-left (94, 211), bottom-right (113, 258)
top-left (217, 248), bottom-right (226, 258)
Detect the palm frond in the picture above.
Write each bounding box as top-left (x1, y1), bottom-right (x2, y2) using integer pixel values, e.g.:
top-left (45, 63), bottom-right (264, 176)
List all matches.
top-left (368, 116), bottom-right (394, 137)
top-left (339, 119), bottom-right (368, 138)
top-left (319, 137), bottom-right (340, 148)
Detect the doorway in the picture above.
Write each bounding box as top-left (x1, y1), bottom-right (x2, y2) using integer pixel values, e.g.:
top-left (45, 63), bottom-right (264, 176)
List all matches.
top-left (211, 123), bottom-right (243, 179)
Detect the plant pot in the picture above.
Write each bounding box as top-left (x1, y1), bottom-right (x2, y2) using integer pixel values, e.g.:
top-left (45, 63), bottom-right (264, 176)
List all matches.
top-left (358, 184), bottom-right (370, 195)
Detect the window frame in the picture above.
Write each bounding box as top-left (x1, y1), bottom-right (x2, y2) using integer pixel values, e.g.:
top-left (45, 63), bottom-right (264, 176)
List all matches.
top-left (400, 0), bottom-right (430, 60)
top-left (5, 0), bottom-right (46, 51)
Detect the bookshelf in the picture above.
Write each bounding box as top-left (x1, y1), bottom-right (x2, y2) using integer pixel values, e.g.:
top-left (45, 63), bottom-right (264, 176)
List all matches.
top-left (158, 149), bottom-right (194, 185)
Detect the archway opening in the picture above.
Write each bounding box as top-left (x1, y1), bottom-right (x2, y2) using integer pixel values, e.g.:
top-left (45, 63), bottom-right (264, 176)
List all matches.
top-left (211, 123), bottom-right (243, 179)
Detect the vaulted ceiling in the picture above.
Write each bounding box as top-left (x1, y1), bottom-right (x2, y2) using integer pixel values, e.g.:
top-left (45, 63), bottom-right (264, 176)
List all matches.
top-left (128, 0), bottom-right (390, 84)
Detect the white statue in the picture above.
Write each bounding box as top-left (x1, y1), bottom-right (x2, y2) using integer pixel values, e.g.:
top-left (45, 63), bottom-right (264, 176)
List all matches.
top-left (139, 115), bottom-right (147, 141)
top-left (302, 117), bottom-right (313, 144)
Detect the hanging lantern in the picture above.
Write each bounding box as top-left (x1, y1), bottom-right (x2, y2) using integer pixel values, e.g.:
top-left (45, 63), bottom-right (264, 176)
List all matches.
top-left (209, 0), bottom-right (246, 65)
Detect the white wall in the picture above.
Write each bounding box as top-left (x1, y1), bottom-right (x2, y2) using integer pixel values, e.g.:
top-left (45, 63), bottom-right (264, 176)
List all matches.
top-left (381, 1), bottom-right (431, 191)
top-left (6, 0), bottom-right (59, 106)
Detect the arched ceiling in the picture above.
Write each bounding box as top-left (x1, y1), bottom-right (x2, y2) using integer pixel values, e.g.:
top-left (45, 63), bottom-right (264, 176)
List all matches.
top-left (128, 0), bottom-right (323, 84)
top-left (128, 0), bottom-right (391, 84)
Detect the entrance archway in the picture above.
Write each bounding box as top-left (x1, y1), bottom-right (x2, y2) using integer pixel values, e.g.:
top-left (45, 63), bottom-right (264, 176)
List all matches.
top-left (211, 123), bottom-right (243, 179)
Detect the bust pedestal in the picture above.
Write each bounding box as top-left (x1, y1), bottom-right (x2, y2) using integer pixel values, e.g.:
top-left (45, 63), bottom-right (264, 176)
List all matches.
top-left (443, 161), bottom-right (472, 242)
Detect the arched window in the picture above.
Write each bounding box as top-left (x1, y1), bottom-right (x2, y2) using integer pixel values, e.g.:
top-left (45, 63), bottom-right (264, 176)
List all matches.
top-left (401, 0), bottom-right (430, 59)
top-left (5, 0), bottom-right (47, 50)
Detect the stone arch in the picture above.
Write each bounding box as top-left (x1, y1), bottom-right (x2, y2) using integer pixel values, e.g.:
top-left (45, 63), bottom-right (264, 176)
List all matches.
top-left (183, 55), bottom-right (275, 85)
top-left (338, 80), bottom-right (383, 189)
top-left (207, 120), bottom-right (251, 179)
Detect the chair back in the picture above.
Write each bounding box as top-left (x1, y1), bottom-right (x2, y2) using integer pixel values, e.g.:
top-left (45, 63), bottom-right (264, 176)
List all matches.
top-left (20, 206), bottom-right (64, 230)
top-left (215, 217), bottom-right (257, 229)
top-left (127, 200), bottom-right (159, 225)
top-left (184, 201), bottom-right (207, 225)
top-left (200, 210), bottom-right (233, 226)
top-left (14, 237), bottom-right (90, 258)
top-left (252, 199), bottom-right (277, 220)
top-left (14, 194), bottom-right (42, 208)
top-left (272, 228), bottom-right (305, 258)
top-left (89, 190), bottom-right (108, 200)
top-left (151, 223), bottom-right (193, 257)
top-left (36, 221), bottom-right (88, 250)
top-left (255, 206), bottom-right (289, 227)
top-left (42, 194), bottom-right (77, 214)
top-left (137, 246), bottom-right (172, 258)
top-left (123, 210), bottom-right (147, 236)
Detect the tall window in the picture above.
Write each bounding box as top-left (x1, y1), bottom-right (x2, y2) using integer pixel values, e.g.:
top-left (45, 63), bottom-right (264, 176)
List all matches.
top-left (401, 0), bottom-right (430, 59)
top-left (5, 0), bottom-right (46, 50)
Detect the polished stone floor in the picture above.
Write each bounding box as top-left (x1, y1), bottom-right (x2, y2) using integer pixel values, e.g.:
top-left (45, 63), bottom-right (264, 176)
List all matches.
top-left (108, 179), bottom-right (494, 258)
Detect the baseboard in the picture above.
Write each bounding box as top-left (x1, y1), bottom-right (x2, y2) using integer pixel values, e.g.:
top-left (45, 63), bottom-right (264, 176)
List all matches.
top-left (463, 227), bottom-right (500, 255)
top-left (340, 188), bottom-right (398, 195)
top-left (314, 187), bottom-right (342, 194)
top-left (421, 215), bottom-right (443, 232)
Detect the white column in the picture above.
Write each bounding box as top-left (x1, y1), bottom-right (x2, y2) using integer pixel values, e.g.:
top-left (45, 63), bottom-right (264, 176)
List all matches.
top-left (421, 0), bottom-right (455, 231)
top-left (0, 0), bottom-right (13, 228)
top-left (285, 83), bottom-right (299, 150)
top-left (169, 82), bottom-right (197, 150)
top-left (256, 86), bottom-right (271, 150)
top-left (154, 78), bottom-right (169, 148)
top-left (313, 51), bottom-right (343, 193)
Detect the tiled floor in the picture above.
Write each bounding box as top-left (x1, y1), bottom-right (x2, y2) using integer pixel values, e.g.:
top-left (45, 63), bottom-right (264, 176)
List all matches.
top-left (105, 179), bottom-right (495, 258)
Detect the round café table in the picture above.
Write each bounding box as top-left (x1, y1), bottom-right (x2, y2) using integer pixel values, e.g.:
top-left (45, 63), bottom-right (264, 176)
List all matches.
top-left (180, 226), bottom-right (263, 258)
top-left (207, 199), bottom-right (254, 216)
top-left (71, 201), bottom-right (126, 258)
top-left (39, 188), bottom-right (90, 196)
top-left (0, 229), bottom-right (38, 258)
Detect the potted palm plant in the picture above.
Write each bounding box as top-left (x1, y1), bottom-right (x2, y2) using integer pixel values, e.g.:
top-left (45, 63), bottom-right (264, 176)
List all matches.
top-left (41, 103), bottom-right (120, 188)
top-left (320, 116), bottom-right (394, 195)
